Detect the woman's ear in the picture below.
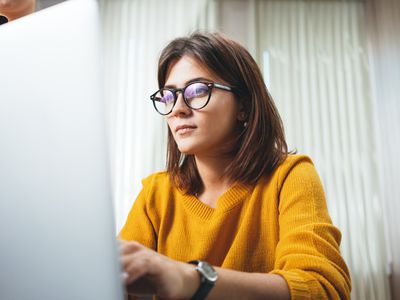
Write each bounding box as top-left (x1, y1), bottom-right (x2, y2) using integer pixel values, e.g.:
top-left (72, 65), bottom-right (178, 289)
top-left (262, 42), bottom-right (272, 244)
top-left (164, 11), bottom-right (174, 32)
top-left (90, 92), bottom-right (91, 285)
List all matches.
top-left (237, 103), bottom-right (248, 128)
top-left (237, 111), bottom-right (247, 121)
top-left (235, 101), bottom-right (246, 120)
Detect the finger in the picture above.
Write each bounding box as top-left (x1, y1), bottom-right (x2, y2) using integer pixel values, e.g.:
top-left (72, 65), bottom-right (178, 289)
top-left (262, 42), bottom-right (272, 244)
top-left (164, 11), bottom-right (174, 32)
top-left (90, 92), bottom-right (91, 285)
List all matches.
top-left (122, 253), bottom-right (151, 284)
top-left (116, 238), bottom-right (124, 249)
top-left (120, 250), bottom-right (146, 275)
top-left (119, 240), bottom-right (143, 255)
top-left (120, 253), bottom-right (136, 270)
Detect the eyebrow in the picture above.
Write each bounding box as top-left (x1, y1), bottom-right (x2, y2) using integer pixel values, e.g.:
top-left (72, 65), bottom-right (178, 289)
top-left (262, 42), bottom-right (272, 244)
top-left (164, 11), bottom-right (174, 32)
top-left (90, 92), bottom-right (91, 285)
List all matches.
top-left (164, 77), bottom-right (212, 89)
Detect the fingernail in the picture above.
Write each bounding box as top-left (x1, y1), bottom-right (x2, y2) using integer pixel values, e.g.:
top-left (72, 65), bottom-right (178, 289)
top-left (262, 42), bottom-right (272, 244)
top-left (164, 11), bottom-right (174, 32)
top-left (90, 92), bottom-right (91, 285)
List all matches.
top-left (121, 272), bottom-right (128, 282)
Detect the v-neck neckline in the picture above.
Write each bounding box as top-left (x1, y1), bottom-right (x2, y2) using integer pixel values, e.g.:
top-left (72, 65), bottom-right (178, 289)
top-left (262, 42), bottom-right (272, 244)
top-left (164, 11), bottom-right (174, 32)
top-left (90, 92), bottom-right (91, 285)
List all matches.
top-left (181, 182), bottom-right (251, 219)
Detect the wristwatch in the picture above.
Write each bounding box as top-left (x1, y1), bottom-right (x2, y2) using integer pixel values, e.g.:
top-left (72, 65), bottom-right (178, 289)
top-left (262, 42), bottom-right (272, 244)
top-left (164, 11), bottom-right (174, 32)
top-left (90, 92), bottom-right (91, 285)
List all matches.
top-left (188, 260), bottom-right (218, 300)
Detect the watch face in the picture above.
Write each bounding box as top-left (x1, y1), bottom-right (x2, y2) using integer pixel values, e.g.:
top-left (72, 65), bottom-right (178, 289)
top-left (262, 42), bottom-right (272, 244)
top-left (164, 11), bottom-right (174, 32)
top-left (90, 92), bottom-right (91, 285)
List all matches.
top-left (198, 261), bottom-right (218, 282)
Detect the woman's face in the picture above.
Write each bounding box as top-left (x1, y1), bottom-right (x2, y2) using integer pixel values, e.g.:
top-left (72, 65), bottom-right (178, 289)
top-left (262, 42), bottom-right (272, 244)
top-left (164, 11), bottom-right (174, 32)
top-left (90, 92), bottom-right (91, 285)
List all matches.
top-left (165, 55), bottom-right (242, 157)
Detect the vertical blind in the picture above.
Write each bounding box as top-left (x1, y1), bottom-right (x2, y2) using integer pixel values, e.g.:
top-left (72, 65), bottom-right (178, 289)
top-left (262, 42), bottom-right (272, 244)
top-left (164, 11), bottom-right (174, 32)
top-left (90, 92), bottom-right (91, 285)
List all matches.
top-left (100, 0), bottom-right (212, 233)
top-left (366, 0), bottom-right (400, 297)
top-left (254, 1), bottom-right (391, 299)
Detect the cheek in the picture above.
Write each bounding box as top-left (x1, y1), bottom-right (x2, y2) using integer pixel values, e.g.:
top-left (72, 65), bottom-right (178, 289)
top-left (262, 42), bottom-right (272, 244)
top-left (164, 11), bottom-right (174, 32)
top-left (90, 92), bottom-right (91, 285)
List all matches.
top-left (166, 118), bottom-right (174, 131)
top-left (198, 115), bottom-right (237, 142)
top-left (211, 108), bottom-right (238, 128)
top-left (165, 119), bottom-right (175, 138)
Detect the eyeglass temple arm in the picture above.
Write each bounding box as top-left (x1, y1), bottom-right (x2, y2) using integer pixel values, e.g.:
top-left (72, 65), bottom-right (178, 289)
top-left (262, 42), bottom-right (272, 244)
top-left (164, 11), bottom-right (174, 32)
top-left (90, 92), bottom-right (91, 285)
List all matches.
top-left (213, 83), bottom-right (235, 93)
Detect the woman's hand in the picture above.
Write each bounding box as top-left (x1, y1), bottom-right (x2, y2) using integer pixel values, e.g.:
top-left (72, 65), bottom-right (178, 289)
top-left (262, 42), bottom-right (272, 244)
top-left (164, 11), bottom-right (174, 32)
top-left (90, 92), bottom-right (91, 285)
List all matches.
top-left (119, 240), bottom-right (200, 299)
top-left (0, 0), bottom-right (35, 21)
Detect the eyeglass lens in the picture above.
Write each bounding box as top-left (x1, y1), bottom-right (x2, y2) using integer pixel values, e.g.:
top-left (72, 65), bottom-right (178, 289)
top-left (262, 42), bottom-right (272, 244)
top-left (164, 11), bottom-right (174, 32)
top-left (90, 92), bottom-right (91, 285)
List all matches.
top-left (153, 82), bottom-right (210, 115)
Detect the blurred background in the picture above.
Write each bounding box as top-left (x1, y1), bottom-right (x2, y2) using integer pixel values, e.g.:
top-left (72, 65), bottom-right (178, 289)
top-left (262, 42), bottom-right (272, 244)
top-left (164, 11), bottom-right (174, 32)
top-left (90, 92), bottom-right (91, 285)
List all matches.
top-left (34, 0), bottom-right (400, 299)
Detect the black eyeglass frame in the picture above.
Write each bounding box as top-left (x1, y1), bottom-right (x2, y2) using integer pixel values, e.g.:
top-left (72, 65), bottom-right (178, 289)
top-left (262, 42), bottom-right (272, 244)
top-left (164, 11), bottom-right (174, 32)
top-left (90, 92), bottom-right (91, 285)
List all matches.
top-left (150, 82), bottom-right (236, 115)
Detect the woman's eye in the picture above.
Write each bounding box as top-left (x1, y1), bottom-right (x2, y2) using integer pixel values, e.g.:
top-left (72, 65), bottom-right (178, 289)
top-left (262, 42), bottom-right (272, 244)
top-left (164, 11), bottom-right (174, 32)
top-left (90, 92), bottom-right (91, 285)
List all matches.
top-left (158, 91), bottom-right (174, 103)
top-left (185, 84), bottom-right (209, 99)
top-left (161, 95), bottom-right (173, 103)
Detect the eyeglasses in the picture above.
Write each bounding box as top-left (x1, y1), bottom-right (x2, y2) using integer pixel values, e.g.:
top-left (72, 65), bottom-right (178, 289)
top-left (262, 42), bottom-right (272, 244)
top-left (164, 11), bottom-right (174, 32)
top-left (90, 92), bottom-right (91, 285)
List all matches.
top-left (150, 81), bottom-right (235, 115)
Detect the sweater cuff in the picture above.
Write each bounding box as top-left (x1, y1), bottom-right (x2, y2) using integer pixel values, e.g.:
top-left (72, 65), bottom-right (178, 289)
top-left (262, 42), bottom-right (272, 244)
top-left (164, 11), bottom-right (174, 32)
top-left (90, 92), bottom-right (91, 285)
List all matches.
top-left (270, 270), bottom-right (311, 300)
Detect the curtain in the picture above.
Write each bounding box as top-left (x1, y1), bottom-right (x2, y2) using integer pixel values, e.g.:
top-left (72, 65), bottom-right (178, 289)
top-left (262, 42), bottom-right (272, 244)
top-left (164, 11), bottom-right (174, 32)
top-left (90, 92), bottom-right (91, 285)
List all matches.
top-left (365, 0), bottom-right (400, 298)
top-left (252, 1), bottom-right (391, 299)
top-left (99, 0), bottom-right (215, 233)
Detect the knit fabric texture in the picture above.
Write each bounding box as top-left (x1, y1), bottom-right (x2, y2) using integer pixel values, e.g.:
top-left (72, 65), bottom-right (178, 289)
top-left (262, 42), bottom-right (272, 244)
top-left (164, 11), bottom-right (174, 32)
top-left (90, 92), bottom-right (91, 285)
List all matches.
top-left (120, 155), bottom-right (351, 299)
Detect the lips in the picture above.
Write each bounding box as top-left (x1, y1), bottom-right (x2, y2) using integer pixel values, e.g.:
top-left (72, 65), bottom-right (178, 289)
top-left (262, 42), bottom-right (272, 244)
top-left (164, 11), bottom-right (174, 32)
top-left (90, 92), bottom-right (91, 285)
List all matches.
top-left (175, 124), bottom-right (197, 134)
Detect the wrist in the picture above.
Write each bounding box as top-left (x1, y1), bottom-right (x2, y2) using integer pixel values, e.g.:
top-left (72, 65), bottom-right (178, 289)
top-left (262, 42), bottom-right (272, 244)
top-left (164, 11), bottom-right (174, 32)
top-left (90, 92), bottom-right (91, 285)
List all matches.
top-left (180, 262), bottom-right (201, 299)
top-left (187, 261), bottom-right (218, 300)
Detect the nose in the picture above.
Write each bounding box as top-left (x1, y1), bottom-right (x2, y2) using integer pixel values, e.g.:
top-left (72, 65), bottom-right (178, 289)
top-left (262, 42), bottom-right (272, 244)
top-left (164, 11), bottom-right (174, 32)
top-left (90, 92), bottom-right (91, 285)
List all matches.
top-left (169, 92), bottom-right (191, 117)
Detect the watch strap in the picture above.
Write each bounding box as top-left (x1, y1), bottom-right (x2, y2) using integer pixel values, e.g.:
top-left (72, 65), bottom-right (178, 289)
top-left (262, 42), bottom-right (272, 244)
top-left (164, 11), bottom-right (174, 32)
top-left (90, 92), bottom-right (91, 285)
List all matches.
top-left (188, 260), bottom-right (216, 300)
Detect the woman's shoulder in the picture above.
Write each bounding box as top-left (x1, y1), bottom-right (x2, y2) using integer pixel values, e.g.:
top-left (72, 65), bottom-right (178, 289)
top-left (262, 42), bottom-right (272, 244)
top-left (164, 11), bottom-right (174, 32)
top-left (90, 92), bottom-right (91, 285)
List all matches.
top-left (273, 153), bottom-right (319, 185)
top-left (141, 170), bottom-right (169, 184)
top-left (279, 153), bottom-right (313, 169)
top-left (140, 171), bottom-right (174, 193)
top-left (133, 171), bottom-right (175, 209)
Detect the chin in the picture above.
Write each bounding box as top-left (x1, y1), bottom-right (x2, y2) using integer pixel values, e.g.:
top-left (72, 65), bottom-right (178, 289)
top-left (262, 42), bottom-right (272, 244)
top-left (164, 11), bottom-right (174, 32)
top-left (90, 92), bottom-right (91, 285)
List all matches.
top-left (176, 142), bottom-right (198, 155)
top-left (175, 138), bottom-right (207, 155)
top-left (177, 147), bottom-right (195, 155)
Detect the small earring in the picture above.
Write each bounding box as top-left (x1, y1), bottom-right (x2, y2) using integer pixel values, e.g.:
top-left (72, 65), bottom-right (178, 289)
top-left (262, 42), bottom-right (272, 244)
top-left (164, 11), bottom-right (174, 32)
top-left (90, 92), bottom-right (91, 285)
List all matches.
top-left (243, 121), bottom-right (248, 128)
top-left (238, 112), bottom-right (247, 120)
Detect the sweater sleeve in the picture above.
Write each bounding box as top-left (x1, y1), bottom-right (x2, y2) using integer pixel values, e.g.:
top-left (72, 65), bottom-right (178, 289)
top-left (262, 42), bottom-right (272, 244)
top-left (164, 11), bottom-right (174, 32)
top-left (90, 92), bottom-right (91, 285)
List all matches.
top-left (118, 175), bottom-right (157, 250)
top-left (270, 156), bottom-right (351, 300)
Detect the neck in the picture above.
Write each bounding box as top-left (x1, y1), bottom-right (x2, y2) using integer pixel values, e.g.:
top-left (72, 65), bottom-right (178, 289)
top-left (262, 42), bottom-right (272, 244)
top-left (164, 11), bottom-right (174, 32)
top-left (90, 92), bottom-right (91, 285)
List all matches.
top-left (194, 154), bottom-right (234, 200)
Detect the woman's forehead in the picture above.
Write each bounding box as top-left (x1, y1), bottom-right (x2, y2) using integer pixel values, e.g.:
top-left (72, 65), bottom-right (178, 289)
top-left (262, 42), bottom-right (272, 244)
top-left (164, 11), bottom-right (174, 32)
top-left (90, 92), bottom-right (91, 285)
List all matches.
top-left (164, 56), bottom-right (222, 86)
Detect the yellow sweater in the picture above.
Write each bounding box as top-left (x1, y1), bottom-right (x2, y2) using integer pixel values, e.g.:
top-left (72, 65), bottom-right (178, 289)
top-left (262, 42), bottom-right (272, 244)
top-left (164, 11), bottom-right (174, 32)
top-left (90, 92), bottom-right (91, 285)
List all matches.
top-left (120, 155), bottom-right (351, 299)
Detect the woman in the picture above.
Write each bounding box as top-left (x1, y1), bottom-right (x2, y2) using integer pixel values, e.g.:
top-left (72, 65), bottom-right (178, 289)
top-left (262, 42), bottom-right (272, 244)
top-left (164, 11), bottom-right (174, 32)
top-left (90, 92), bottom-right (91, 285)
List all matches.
top-left (119, 32), bottom-right (351, 300)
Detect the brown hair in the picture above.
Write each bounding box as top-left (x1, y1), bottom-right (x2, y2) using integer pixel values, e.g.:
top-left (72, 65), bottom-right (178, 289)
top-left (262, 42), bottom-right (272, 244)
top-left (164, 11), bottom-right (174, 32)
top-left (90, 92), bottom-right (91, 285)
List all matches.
top-left (157, 32), bottom-right (289, 195)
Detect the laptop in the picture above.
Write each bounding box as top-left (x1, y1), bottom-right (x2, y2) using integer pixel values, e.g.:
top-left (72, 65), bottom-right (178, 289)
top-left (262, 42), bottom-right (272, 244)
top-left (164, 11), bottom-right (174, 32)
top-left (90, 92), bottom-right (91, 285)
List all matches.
top-left (0, 0), bottom-right (124, 299)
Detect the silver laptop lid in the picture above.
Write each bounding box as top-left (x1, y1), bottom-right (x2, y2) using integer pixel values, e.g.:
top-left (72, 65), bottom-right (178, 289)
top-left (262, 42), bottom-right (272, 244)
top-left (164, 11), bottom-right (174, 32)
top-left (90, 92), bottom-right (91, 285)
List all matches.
top-left (0, 0), bottom-right (123, 299)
